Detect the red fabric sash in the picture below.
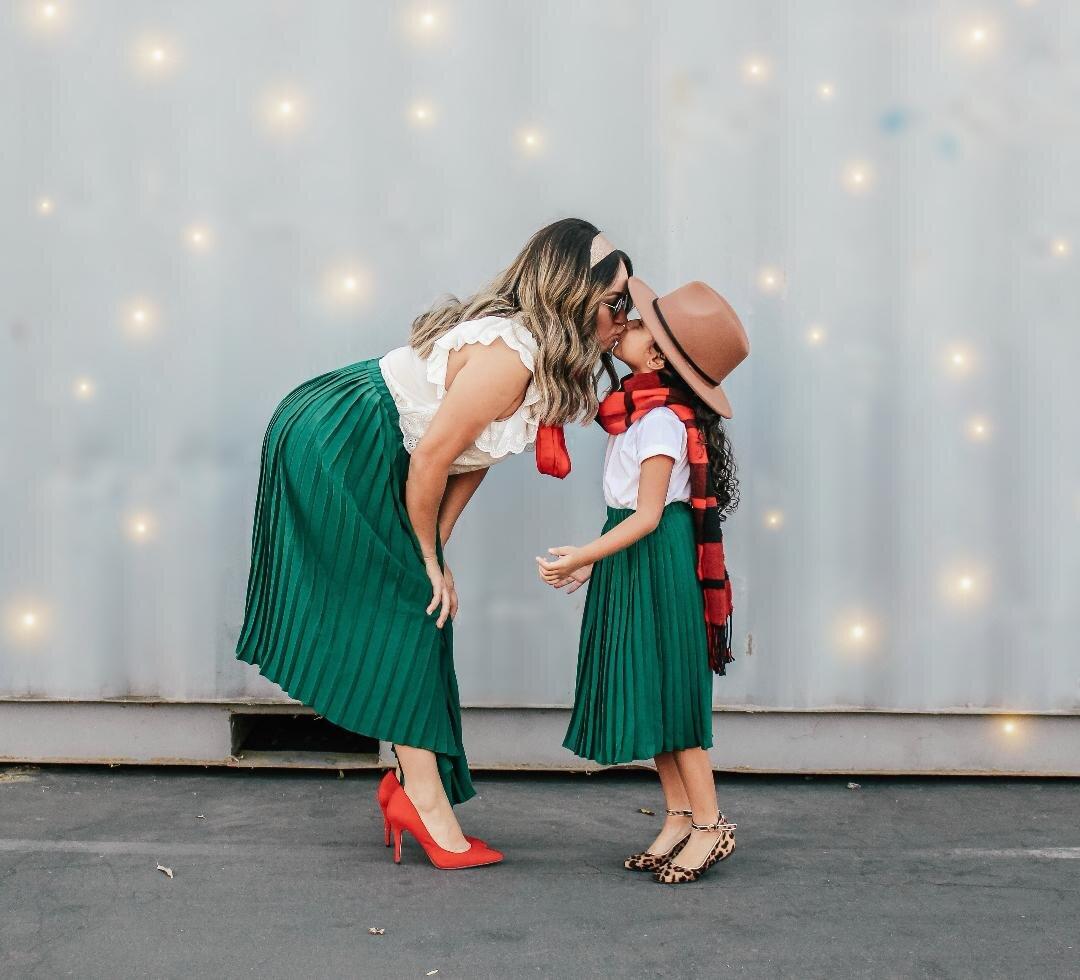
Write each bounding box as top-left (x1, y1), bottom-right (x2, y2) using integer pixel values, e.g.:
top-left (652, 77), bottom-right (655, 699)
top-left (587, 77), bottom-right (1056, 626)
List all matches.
top-left (596, 371), bottom-right (734, 674)
top-left (535, 424), bottom-right (571, 479)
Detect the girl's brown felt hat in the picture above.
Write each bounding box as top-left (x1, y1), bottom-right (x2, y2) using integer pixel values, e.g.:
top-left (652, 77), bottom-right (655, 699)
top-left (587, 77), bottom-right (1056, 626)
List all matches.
top-left (627, 277), bottom-right (749, 418)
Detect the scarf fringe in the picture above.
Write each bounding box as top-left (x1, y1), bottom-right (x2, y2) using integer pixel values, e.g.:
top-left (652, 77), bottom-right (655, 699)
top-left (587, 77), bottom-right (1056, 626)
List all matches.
top-left (707, 614), bottom-right (734, 676)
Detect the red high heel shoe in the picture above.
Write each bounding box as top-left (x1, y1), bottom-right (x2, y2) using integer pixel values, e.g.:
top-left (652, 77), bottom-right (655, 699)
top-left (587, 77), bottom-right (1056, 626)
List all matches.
top-left (376, 770), bottom-right (486, 848)
top-left (385, 782), bottom-right (503, 870)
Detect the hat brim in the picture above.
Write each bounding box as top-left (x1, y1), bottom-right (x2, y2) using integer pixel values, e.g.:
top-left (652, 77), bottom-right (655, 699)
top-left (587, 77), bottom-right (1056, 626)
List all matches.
top-left (627, 276), bottom-right (734, 418)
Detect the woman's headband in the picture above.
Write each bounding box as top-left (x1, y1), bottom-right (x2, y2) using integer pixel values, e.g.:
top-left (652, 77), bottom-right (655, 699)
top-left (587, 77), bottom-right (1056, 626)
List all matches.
top-left (589, 233), bottom-right (616, 268)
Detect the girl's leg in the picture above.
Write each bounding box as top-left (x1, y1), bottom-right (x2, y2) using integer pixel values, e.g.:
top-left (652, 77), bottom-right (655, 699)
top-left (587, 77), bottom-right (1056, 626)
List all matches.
top-left (641, 752), bottom-right (693, 855)
top-left (394, 744), bottom-right (470, 852)
top-left (671, 747), bottom-right (723, 868)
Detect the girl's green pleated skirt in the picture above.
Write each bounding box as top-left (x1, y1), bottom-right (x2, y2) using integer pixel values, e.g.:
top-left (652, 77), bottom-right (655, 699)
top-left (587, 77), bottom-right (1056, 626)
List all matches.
top-left (235, 357), bottom-right (474, 805)
top-left (563, 503), bottom-right (715, 766)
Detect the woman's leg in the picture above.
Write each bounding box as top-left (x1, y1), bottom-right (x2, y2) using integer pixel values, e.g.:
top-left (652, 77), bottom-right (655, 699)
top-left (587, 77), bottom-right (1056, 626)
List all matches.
top-left (395, 744), bottom-right (470, 852)
top-left (640, 752), bottom-right (693, 854)
top-left (671, 747), bottom-right (723, 867)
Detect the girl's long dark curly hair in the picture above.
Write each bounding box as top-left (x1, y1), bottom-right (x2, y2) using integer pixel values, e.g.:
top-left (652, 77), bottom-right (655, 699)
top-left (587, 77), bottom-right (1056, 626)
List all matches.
top-left (600, 355), bottom-right (740, 520)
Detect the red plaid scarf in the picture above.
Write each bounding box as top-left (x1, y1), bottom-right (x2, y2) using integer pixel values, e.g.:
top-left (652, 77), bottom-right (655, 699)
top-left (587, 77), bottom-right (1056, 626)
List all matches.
top-left (595, 371), bottom-right (734, 674)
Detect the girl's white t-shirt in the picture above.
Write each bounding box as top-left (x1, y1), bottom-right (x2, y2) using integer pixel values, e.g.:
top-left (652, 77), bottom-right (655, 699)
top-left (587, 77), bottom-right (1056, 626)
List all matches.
top-left (602, 407), bottom-right (691, 509)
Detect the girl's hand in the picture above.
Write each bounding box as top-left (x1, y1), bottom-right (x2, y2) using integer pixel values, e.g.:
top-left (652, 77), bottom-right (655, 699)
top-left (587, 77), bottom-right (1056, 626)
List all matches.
top-left (424, 557), bottom-right (452, 629)
top-left (536, 546), bottom-right (587, 584)
top-left (553, 563), bottom-right (593, 595)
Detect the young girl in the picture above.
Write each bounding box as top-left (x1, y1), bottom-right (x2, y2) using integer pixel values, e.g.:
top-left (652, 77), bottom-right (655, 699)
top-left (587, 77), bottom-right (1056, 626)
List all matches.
top-left (537, 278), bottom-right (748, 885)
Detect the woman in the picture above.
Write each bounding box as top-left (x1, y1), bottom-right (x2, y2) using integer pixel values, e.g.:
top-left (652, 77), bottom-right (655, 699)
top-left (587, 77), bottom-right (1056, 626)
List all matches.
top-left (235, 218), bottom-right (633, 868)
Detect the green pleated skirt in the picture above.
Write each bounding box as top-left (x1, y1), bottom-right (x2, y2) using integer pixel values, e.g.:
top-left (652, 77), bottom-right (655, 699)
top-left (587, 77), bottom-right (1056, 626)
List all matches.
top-left (235, 357), bottom-right (474, 805)
top-left (563, 503), bottom-right (715, 766)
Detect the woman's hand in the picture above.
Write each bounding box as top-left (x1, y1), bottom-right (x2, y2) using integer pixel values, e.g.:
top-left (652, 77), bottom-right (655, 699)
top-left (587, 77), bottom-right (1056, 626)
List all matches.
top-left (442, 561), bottom-right (460, 621)
top-left (424, 557), bottom-right (453, 629)
top-left (536, 546), bottom-right (588, 585)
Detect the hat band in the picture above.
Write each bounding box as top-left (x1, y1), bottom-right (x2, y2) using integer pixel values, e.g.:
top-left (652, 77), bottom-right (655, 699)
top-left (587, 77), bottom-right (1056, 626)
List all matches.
top-left (652, 298), bottom-right (721, 387)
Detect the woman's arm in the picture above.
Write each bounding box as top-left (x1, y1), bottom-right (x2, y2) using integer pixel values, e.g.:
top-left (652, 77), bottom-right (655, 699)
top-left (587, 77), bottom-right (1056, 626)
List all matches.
top-left (438, 468), bottom-right (488, 546)
top-left (537, 454), bottom-right (674, 579)
top-left (406, 339), bottom-right (531, 625)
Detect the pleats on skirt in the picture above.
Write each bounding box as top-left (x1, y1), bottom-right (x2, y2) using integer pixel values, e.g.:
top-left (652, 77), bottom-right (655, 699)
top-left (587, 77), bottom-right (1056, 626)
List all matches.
top-left (563, 503), bottom-right (715, 766)
top-left (235, 357), bottom-right (474, 805)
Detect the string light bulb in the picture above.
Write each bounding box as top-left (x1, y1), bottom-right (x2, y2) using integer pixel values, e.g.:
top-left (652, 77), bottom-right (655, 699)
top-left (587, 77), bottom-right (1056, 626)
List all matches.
top-left (37, 196), bottom-right (54, 216)
top-left (132, 36), bottom-right (179, 78)
top-left (260, 89), bottom-right (306, 135)
top-left (945, 345), bottom-right (975, 377)
top-left (966, 415), bottom-right (991, 442)
top-left (121, 298), bottom-right (159, 339)
top-left (409, 102), bottom-right (435, 126)
top-left (518, 128), bottom-right (544, 154)
top-left (843, 160), bottom-right (875, 195)
top-left (742, 57), bottom-right (771, 84)
top-left (126, 512), bottom-right (157, 543)
top-left (322, 263), bottom-right (373, 311)
top-left (72, 377), bottom-right (95, 400)
top-left (817, 82), bottom-right (835, 101)
top-left (757, 266), bottom-right (784, 294)
top-left (1002, 719), bottom-right (1018, 735)
top-left (763, 510), bottom-right (784, 530)
top-left (4, 599), bottom-right (50, 647)
top-left (184, 224), bottom-right (213, 252)
top-left (1050, 238), bottom-right (1070, 258)
top-left (806, 324), bottom-right (826, 346)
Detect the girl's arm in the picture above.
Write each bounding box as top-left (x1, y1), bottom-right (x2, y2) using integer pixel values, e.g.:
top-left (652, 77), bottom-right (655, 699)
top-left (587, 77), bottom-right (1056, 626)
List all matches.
top-left (537, 454), bottom-right (675, 580)
top-left (438, 468), bottom-right (489, 545)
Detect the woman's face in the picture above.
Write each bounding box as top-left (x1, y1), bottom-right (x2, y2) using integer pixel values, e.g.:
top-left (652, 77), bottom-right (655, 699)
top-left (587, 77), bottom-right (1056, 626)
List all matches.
top-left (594, 259), bottom-right (631, 351)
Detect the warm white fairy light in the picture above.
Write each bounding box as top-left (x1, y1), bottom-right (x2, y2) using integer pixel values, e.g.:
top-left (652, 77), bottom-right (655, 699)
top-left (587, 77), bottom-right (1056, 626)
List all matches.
top-left (126, 512), bottom-right (157, 543)
top-left (756, 266), bottom-right (784, 294)
top-left (957, 19), bottom-right (998, 56)
top-left (518, 128), bottom-right (544, 154)
top-left (259, 89), bottom-right (306, 134)
top-left (121, 298), bottom-right (159, 339)
top-left (1050, 238), bottom-right (1070, 258)
top-left (4, 599), bottom-right (50, 647)
top-left (322, 263), bottom-right (373, 311)
top-left (404, 7), bottom-right (442, 41)
top-left (409, 102), bottom-right (435, 126)
top-left (763, 510), bottom-right (784, 530)
top-left (72, 377), bottom-right (95, 400)
top-left (941, 563), bottom-right (987, 605)
top-left (842, 160), bottom-right (875, 195)
top-left (1002, 719), bottom-right (1018, 735)
top-left (966, 415), bottom-right (991, 442)
top-left (833, 613), bottom-right (879, 656)
top-left (27, 0), bottom-right (66, 32)
top-left (817, 82), bottom-right (835, 101)
top-left (132, 36), bottom-right (179, 77)
top-left (742, 57), bottom-right (771, 84)
top-left (806, 324), bottom-right (826, 346)
top-left (184, 224), bottom-right (213, 252)
top-left (37, 196), bottom-right (54, 216)
top-left (945, 345), bottom-right (975, 377)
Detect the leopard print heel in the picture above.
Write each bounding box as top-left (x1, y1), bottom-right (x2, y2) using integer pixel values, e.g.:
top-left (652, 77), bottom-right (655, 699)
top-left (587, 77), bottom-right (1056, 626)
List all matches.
top-left (653, 815), bottom-right (737, 885)
top-left (623, 809), bottom-right (692, 871)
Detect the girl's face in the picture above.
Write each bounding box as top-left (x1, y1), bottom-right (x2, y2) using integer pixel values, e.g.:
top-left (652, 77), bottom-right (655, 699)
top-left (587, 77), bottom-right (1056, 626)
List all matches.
top-left (612, 318), bottom-right (665, 373)
top-left (595, 259), bottom-right (631, 351)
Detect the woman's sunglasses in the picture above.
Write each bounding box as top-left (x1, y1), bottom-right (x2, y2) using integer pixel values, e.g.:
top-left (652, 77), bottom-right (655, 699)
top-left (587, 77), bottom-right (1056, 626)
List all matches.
top-left (601, 291), bottom-right (635, 317)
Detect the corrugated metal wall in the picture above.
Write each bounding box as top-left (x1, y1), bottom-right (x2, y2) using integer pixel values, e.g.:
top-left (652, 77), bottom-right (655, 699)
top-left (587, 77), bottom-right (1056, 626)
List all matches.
top-left (3, 1), bottom-right (1077, 719)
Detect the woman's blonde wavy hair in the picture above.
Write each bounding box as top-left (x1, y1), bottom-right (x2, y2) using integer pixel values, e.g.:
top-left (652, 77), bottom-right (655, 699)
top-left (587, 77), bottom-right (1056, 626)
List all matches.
top-left (409, 218), bottom-right (633, 425)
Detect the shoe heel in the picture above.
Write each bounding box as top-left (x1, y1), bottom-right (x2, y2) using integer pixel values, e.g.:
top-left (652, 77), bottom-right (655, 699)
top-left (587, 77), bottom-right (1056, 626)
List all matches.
top-left (383, 815), bottom-right (391, 847)
top-left (392, 827), bottom-right (403, 864)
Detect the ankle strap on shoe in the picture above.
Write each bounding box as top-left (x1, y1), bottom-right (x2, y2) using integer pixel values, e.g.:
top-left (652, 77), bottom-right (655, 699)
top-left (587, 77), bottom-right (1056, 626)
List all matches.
top-left (665, 808), bottom-right (692, 817)
top-left (691, 813), bottom-right (738, 833)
